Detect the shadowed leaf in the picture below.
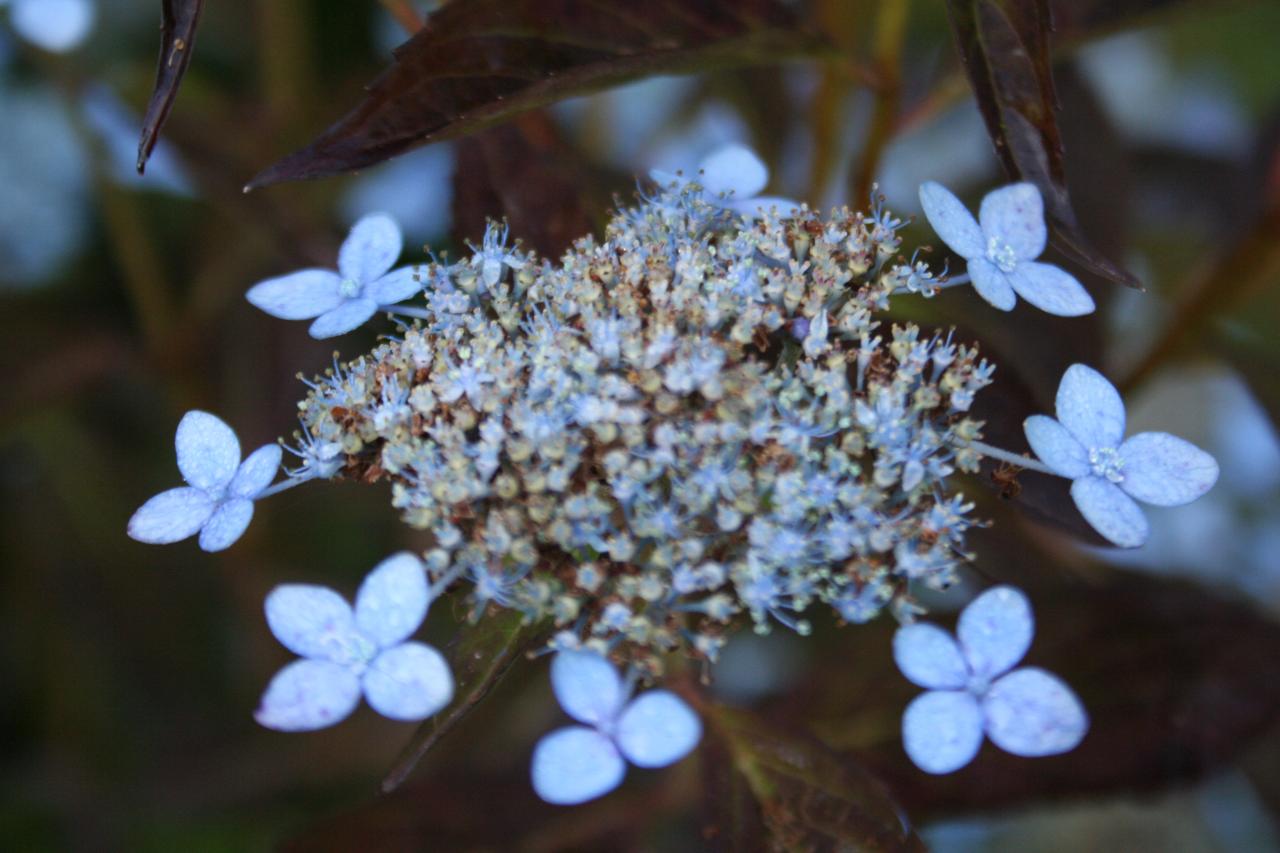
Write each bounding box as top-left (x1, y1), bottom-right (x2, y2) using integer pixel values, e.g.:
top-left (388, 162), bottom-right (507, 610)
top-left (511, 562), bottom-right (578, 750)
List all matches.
top-left (945, 0), bottom-right (1139, 288)
top-left (137, 0), bottom-right (205, 175)
top-left (247, 0), bottom-right (826, 188)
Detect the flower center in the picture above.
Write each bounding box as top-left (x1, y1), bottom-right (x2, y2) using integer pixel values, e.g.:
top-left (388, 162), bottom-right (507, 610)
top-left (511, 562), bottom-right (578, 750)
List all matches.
top-left (338, 278), bottom-right (362, 299)
top-left (966, 673), bottom-right (991, 696)
top-left (1088, 446), bottom-right (1125, 483)
top-left (985, 236), bottom-right (1018, 273)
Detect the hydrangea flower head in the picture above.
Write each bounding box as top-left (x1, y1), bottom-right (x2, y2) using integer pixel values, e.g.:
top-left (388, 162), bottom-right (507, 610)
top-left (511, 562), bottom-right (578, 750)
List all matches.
top-left (650, 143), bottom-right (799, 219)
top-left (127, 411), bottom-right (281, 552)
top-left (531, 650), bottom-right (701, 805)
top-left (894, 585), bottom-right (1087, 774)
top-left (919, 181), bottom-right (1095, 316)
top-left (1024, 364), bottom-right (1220, 547)
top-left (246, 213), bottom-right (423, 338)
top-left (3, 0), bottom-right (94, 53)
top-left (255, 552), bottom-right (453, 730)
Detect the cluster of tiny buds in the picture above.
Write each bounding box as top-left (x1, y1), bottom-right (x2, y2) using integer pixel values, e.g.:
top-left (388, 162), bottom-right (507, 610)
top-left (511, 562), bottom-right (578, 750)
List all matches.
top-left (289, 178), bottom-right (994, 673)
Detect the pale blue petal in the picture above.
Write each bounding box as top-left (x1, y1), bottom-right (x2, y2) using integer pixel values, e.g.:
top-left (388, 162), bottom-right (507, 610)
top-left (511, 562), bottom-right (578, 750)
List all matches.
top-left (176, 411), bottom-right (241, 491)
top-left (1024, 415), bottom-right (1089, 478)
top-left (367, 266), bottom-right (425, 306)
top-left (724, 195), bottom-right (801, 219)
top-left (1118, 432), bottom-right (1219, 507)
top-left (198, 497), bottom-right (253, 552)
top-left (245, 269), bottom-right (343, 320)
top-left (11, 0), bottom-right (94, 53)
top-left (1071, 476), bottom-right (1148, 547)
top-left (983, 667), bottom-right (1087, 757)
top-left (127, 486), bottom-right (215, 544)
top-left (649, 168), bottom-right (686, 188)
top-left (363, 642), bottom-right (453, 720)
top-left (893, 623), bottom-right (968, 690)
top-left (254, 659), bottom-right (361, 731)
top-left (700, 144), bottom-right (768, 199)
top-left (1008, 262), bottom-right (1095, 317)
top-left (339, 213), bottom-right (402, 283)
top-left (902, 690), bottom-right (984, 774)
top-left (1056, 364), bottom-right (1125, 450)
top-left (355, 552), bottom-right (429, 648)
top-left (615, 690), bottom-right (701, 768)
top-left (308, 298), bottom-right (379, 338)
top-left (978, 183), bottom-right (1046, 261)
top-left (919, 181), bottom-right (984, 259)
top-left (229, 445), bottom-right (282, 498)
top-left (551, 650), bottom-right (625, 725)
top-left (968, 257), bottom-right (1017, 311)
top-left (265, 584), bottom-right (358, 661)
top-left (957, 586), bottom-right (1033, 680)
top-left (531, 726), bottom-right (626, 805)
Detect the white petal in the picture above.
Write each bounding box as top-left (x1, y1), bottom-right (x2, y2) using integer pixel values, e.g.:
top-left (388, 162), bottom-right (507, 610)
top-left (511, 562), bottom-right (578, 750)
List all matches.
top-left (362, 642), bottom-right (453, 721)
top-left (245, 269), bottom-right (344, 320)
top-left (1118, 432), bottom-right (1219, 507)
top-left (919, 181), bottom-right (984, 259)
top-left (1071, 476), bottom-right (1149, 548)
top-left (1023, 415), bottom-right (1089, 478)
top-left (983, 667), bottom-right (1087, 757)
top-left (355, 552), bottom-right (429, 648)
top-left (265, 584), bottom-right (359, 661)
top-left (175, 411), bottom-right (241, 492)
top-left (901, 690), bottom-right (984, 774)
top-left (339, 213), bottom-right (402, 283)
top-left (958, 586), bottom-right (1033, 680)
top-left (723, 195), bottom-right (801, 219)
top-left (893, 623), bottom-right (968, 690)
top-left (615, 690), bottom-right (701, 768)
top-left (1055, 364), bottom-right (1125, 450)
top-left (978, 183), bottom-right (1046, 261)
top-left (127, 487), bottom-right (215, 544)
top-left (230, 445), bottom-right (282, 498)
top-left (551, 650), bottom-right (625, 726)
top-left (308, 298), bottom-right (379, 338)
top-left (530, 726), bottom-right (626, 805)
top-left (254, 659), bottom-right (361, 731)
top-left (11, 0), bottom-right (94, 53)
top-left (968, 257), bottom-right (1017, 311)
top-left (1009, 262), bottom-right (1095, 317)
top-left (367, 266), bottom-right (425, 305)
top-left (699, 144), bottom-right (768, 199)
top-left (198, 498), bottom-right (254, 552)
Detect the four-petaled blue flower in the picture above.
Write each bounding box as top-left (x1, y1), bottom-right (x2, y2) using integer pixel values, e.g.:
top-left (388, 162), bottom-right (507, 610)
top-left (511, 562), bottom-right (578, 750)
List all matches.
top-left (1025, 363), bottom-right (1219, 547)
top-left (531, 650), bottom-right (702, 805)
top-left (255, 552), bottom-right (453, 731)
top-left (894, 585), bottom-right (1088, 774)
top-left (246, 213), bottom-right (423, 338)
top-left (651, 144), bottom-right (799, 219)
top-left (127, 410), bottom-right (281, 552)
top-left (919, 181), bottom-right (1095, 316)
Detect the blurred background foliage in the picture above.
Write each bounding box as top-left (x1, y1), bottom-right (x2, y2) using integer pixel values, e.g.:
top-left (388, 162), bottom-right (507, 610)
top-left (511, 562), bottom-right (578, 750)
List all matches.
top-left (2, 0), bottom-right (1279, 849)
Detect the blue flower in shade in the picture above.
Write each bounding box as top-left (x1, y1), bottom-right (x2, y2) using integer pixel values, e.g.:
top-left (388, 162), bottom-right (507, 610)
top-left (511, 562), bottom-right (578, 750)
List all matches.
top-left (651, 144), bottom-right (799, 219)
top-left (531, 651), bottom-right (701, 805)
top-left (3, 0), bottom-right (94, 53)
top-left (918, 181), bottom-right (1095, 316)
top-left (1024, 364), bottom-right (1220, 547)
top-left (246, 213), bottom-right (423, 339)
top-left (894, 586), bottom-right (1088, 774)
top-left (255, 552), bottom-right (453, 731)
top-left (127, 411), bottom-right (281, 552)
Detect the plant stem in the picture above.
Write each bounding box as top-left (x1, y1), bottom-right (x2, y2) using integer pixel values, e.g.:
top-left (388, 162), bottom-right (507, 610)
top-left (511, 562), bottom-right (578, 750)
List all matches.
top-left (380, 0), bottom-right (425, 34)
top-left (962, 439), bottom-right (1058, 476)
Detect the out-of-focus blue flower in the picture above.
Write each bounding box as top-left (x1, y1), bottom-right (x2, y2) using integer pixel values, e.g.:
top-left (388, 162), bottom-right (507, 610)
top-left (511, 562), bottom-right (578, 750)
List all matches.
top-left (651, 144), bottom-right (800, 219)
top-left (256, 552), bottom-right (453, 730)
top-left (531, 650), bottom-right (701, 805)
top-left (80, 84), bottom-right (192, 196)
top-left (894, 586), bottom-right (1088, 774)
top-left (1024, 364), bottom-right (1219, 547)
top-left (340, 144), bottom-right (454, 244)
top-left (246, 213), bottom-right (424, 338)
top-left (919, 181), bottom-right (1095, 316)
top-left (2, 0), bottom-right (94, 53)
top-left (127, 411), bottom-right (282, 552)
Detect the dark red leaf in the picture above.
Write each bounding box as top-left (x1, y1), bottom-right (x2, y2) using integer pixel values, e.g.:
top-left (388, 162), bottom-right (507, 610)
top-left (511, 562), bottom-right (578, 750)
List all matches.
top-left (136, 0), bottom-right (205, 175)
top-left (247, 0), bottom-right (825, 189)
